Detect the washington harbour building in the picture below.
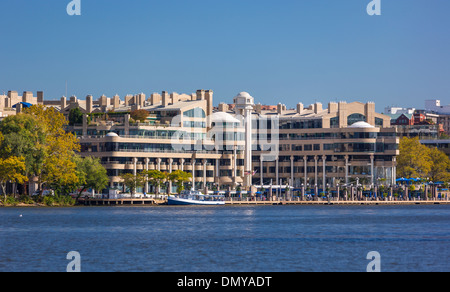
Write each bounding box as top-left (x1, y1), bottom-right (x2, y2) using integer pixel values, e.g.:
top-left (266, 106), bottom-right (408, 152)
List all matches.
top-left (1, 90), bottom-right (400, 195)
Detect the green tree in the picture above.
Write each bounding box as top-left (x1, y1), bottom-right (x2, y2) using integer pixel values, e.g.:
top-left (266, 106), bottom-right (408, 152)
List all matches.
top-left (120, 173), bottom-right (145, 197)
top-left (428, 147), bottom-right (450, 182)
top-left (142, 170), bottom-right (167, 195)
top-left (74, 155), bottom-right (110, 198)
top-left (168, 170), bottom-right (192, 193)
top-left (68, 107), bottom-right (84, 126)
top-left (397, 137), bottom-right (432, 179)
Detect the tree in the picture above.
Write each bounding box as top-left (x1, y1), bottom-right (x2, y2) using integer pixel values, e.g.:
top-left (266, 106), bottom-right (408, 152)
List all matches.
top-left (0, 114), bottom-right (46, 195)
top-left (23, 105), bottom-right (81, 194)
top-left (167, 170), bottom-right (192, 193)
top-left (397, 137), bottom-right (432, 179)
top-left (130, 109), bottom-right (150, 123)
top-left (44, 154), bottom-right (80, 195)
top-left (142, 170), bottom-right (167, 195)
top-left (0, 156), bottom-right (28, 202)
top-left (120, 173), bottom-right (145, 197)
top-left (68, 107), bottom-right (84, 126)
top-left (428, 147), bottom-right (450, 182)
top-left (74, 156), bottom-right (109, 198)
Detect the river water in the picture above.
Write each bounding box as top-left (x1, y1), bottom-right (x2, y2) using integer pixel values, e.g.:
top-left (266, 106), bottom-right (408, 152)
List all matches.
top-left (0, 205), bottom-right (449, 272)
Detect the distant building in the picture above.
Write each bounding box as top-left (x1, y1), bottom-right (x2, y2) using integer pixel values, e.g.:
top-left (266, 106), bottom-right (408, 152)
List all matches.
top-left (438, 115), bottom-right (450, 135)
top-left (384, 106), bottom-right (415, 115)
top-left (425, 100), bottom-right (450, 115)
top-left (389, 113), bottom-right (414, 126)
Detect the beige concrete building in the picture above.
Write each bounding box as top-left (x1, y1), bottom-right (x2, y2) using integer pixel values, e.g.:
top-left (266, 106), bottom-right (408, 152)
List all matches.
top-left (216, 99), bottom-right (398, 193)
top-left (1, 89), bottom-right (399, 195)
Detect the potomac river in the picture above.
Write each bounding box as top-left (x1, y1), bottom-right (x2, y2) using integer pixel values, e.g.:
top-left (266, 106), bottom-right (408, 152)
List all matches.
top-left (0, 205), bottom-right (449, 272)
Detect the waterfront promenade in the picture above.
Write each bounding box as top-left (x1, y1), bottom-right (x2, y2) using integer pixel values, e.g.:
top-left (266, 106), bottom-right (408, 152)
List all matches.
top-left (79, 197), bottom-right (450, 206)
top-left (225, 199), bottom-right (450, 205)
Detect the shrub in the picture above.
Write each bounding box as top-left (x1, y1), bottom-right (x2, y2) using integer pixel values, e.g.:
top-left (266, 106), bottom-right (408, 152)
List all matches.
top-left (43, 196), bottom-right (55, 206)
top-left (2, 195), bottom-right (19, 206)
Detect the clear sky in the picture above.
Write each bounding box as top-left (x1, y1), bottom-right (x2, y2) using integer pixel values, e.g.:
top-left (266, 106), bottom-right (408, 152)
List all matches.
top-left (0, 0), bottom-right (449, 111)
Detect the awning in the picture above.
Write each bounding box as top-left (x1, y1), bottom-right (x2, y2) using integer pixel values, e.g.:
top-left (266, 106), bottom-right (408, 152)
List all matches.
top-left (12, 102), bottom-right (33, 109)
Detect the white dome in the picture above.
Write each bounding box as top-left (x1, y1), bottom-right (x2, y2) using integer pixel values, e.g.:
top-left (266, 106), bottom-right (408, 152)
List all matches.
top-left (348, 121), bottom-right (374, 128)
top-left (211, 112), bottom-right (241, 124)
top-left (236, 92), bottom-right (252, 99)
top-left (106, 132), bottom-right (119, 137)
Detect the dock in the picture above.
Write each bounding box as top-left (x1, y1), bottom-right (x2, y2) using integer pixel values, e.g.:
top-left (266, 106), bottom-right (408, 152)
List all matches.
top-left (78, 197), bottom-right (450, 206)
top-left (225, 199), bottom-right (450, 205)
top-left (79, 198), bottom-right (166, 206)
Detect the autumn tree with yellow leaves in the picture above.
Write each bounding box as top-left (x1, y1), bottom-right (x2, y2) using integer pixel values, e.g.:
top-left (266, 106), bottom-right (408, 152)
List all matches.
top-left (397, 137), bottom-right (450, 183)
top-left (0, 105), bottom-right (81, 196)
top-left (0, 133), bottom-right (28, 201)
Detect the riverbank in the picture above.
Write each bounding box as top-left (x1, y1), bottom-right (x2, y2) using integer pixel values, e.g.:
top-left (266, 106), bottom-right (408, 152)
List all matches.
top-left (2, 198), bottom-right (450, 207)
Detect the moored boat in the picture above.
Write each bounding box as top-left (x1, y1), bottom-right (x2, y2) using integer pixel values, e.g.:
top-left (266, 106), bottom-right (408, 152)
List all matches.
top-left (168, 189), bottom-right (225, 205)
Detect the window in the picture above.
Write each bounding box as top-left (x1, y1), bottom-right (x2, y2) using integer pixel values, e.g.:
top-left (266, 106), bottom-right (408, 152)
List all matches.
top-left (323, 144), bottom-right (334, 151)
top-left (183, 107), bottom-right (206, 118)
top-left (375, 118), bottom-right (383, 127)
top-left (347, 114), bottom-right (366, 126)
top-left (330, 117), bottom-right (339, 128)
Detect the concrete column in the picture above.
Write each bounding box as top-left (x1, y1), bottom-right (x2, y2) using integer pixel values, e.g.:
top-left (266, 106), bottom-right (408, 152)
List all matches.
top-left (260, 155), bottom-right (264, 187)
top-left (322, 155), bottom-right (326, 190)
top-left (392, 157), bottom-right (397, 186)
top-left (233, 147), bottom-right (237, 179)
top-left (192, 159), bottom-right (196, 189)
top-left (168, 158), bottom-right (173, 194)
top-left (203, 159), bottom-right (207, 193)
top-left (314, 156), bottom-right (318, 188)
top-left (370, 155), bottom-right (375, 187)
top-left (290, 156), bottom-right (294, 189)
top-left (215, 158), bottom-right (219, 187)
top-left (275, 158), bottom-right (279, 189)
top-left (145, 158), bottom-right (149, 194)
top-left (133, 158), bottom-right (137, 176)
top-left (304, 156), bottom-right (307, 187)
top-left (345, 155), bottom-right (349, 185)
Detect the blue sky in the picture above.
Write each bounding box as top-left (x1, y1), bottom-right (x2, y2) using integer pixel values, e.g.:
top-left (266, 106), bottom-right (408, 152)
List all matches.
top-left (0, 0), bottom-right (449, 111)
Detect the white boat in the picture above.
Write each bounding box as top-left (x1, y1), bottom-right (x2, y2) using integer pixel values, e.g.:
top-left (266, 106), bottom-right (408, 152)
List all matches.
top-left (168, 189), bottom-right (225, 205)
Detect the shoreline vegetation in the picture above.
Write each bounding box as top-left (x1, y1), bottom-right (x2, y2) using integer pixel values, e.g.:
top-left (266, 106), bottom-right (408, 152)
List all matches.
top-left (0, 194), bottom-right (76, 207)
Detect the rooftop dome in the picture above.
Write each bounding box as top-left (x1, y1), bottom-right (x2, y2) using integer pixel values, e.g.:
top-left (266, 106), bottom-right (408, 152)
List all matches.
top-left (236, 92), bottom-right (252, 99)
top-left (106, 132), bottom-right (119, 137)
top-left (211, 112), bottom-right (241, 124)
top-left (348, 121), bottom-right (374, 128)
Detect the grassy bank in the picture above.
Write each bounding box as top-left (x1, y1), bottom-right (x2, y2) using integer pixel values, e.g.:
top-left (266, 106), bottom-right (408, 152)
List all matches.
top-left (0, 195), bottom-right (76, 207)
